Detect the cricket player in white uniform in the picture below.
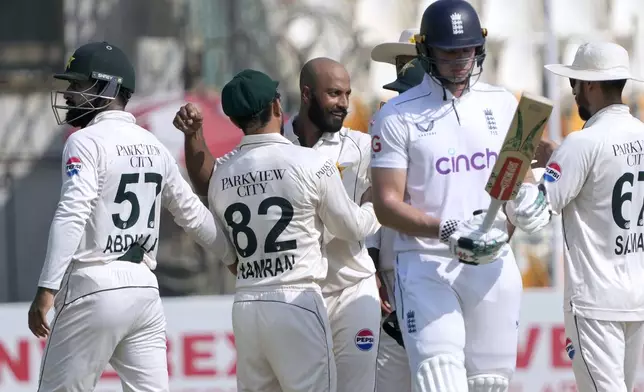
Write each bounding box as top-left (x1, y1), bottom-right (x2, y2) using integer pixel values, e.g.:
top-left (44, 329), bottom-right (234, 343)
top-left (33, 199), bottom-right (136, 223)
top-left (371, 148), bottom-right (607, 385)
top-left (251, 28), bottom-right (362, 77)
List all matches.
top-left (369, 1), bottom-right (523, 391)
top-left (506, 41), bottom-right (644, 392)
top-left (369, 32), bottom-right (426, 391)
top-left (28, 42), bottom-right (233, 392)
top-left (280, 57), bottom-right (382, 392)
top-left (193, 69), bottom-right (380, 392)
top-left (174, 59), bottom-right (382, 392)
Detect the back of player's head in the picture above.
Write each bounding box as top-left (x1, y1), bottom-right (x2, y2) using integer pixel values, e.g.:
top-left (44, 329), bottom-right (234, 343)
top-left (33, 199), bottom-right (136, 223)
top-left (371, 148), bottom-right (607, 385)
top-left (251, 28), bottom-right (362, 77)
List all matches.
top-left (51, 41), bottom-right (135, 127)
top-left (221, 69), bottom-right (283, 135)
top-left (415, 0), bottom-right (487, 85)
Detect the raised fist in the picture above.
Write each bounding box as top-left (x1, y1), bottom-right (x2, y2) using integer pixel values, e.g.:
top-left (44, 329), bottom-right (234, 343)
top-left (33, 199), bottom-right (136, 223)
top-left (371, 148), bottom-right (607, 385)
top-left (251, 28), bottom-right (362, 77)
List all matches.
top-left (173, 103), bottom-right (203, 136)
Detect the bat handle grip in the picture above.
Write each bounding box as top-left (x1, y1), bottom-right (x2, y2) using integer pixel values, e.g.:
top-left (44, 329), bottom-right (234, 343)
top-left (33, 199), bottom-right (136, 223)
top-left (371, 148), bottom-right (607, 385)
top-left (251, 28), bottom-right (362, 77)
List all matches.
top-left (479, 199), bottom-right (504, 233)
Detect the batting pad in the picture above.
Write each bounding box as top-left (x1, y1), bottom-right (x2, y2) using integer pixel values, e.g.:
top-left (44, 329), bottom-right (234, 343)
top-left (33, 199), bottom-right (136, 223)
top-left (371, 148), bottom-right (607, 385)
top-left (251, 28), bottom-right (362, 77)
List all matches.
top-left (414, 354), bottom-right (468, 392)
top-left (467, 374), bottom-right (509, 392)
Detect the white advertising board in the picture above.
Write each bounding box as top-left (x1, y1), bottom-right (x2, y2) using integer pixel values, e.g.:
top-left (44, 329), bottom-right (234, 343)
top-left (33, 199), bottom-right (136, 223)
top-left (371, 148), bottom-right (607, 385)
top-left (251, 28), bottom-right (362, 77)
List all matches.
top-left (0, 292), bottom-right (642, 391)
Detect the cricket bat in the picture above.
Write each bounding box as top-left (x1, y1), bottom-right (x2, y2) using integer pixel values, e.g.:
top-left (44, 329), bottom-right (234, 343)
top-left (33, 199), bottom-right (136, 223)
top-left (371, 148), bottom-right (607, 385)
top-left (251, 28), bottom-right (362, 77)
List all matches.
top-left (477, 92), bottom-right (554, 233)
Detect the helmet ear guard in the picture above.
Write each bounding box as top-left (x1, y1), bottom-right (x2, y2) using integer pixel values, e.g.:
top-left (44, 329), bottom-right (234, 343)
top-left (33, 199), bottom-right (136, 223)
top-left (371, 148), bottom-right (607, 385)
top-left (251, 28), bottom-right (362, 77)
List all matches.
top-left (91, 71), bottom-right (122, 100)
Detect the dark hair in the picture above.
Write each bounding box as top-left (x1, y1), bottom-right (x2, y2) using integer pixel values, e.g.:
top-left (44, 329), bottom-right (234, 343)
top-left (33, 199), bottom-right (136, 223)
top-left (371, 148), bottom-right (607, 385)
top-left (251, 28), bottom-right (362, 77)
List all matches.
top-left (118, 87), bottom-right (133, 107)
top-left (231, 93), bottom-right (280, 133)
top-left (599, 79), bottom-right (627, 96)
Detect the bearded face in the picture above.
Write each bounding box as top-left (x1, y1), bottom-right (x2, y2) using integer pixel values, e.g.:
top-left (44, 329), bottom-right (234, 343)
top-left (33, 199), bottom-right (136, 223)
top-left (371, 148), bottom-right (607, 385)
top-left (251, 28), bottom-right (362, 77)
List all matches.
top-left (571, 79), bottom-right (592, 121)
top-left (307, 92), bottom-right (347, 133)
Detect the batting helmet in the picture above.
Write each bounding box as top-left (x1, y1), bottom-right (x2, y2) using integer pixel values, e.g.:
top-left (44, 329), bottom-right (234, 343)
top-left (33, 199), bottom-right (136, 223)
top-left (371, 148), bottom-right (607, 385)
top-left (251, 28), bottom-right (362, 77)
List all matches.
top-left (415, 0), bottom-right (487, 85)
top-left (51, 41), bottom-right (135, 126)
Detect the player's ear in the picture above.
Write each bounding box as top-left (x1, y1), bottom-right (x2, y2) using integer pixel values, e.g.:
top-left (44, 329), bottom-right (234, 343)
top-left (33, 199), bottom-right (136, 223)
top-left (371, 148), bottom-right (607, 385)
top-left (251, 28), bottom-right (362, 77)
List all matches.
top-left (301, 85), bottom-right (311, 105)
top-left (272, 98), bottom-right (282, 118)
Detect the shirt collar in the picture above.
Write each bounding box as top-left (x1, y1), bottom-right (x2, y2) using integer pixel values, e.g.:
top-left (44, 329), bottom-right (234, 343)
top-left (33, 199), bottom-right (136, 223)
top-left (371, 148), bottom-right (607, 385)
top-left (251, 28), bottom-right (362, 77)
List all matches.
top-left (283, 115), bottom-right (341, 146)
top-left (583, 104), bottom-right (631, 128)
top-left (238, 133), bottom-right (292, 148)
top-left (420, 74), bottom-right (476, 102)
top-left (88, 110), bottom-right (136, 126)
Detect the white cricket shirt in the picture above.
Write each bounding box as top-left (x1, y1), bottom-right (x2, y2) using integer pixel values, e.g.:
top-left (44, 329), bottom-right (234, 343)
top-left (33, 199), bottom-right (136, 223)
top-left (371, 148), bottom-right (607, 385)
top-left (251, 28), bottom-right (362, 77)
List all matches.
top-left (283, 118), bottom-right (377, 293)
top-left (38, 111), bottom-right (232, 291)
top-left (370, 75), bottom-right (518, 257)
top-left (542, 104), bottom-right (644, 321)
top-left (208, 133), bottom-right (380, 291)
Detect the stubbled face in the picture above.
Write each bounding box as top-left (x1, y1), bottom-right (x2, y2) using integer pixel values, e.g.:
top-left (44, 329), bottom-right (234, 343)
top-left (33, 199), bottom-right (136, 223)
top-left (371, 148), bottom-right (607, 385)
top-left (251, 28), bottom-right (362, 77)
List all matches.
top-left (570, 78), bottom-right (592, 121)
top-left (305, 65), bottom-right (351, 133)
top-left (432, 47), bottom-right (476, 83)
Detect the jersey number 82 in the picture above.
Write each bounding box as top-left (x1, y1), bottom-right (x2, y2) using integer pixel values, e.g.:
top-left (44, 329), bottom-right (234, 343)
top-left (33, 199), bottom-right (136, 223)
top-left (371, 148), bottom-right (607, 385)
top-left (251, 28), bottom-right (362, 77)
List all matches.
top-left (223, 197), bottom-right (298, 258)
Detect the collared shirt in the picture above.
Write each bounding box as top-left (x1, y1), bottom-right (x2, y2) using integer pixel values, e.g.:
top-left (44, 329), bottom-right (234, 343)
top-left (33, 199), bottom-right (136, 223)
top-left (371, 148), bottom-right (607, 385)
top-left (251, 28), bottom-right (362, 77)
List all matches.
top-left (282, 118), bottom-right (377, 293)
top-left (208, 133), bottom-right (380, 290)
top-left (38, 110), bottom-right (231, 291)
top-left (541, 104), bottom-right (644, 321)
top-left (370, 75), bottom-right (518, 257)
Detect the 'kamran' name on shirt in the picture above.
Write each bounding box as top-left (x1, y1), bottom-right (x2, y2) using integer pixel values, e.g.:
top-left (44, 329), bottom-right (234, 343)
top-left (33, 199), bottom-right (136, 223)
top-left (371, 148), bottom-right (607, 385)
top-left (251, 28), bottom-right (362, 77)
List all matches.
top-left (237, 255), bottom-right (296, 279)
top-left (221, 168), bottom-right (286, 197)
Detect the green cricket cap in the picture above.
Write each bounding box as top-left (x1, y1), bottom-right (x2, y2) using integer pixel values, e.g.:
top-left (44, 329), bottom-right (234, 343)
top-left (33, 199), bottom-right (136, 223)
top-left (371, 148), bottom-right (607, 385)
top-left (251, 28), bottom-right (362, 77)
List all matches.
top-left (221, 69), bottom-right (279, 118)
top-left (383, 58), bottom-right (425, 93)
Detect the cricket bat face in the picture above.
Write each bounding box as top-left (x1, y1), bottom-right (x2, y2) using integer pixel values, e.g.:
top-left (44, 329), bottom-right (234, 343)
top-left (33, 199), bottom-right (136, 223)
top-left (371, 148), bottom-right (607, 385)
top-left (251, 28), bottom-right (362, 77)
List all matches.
top-left (486, 93), bottom-right (554, 202)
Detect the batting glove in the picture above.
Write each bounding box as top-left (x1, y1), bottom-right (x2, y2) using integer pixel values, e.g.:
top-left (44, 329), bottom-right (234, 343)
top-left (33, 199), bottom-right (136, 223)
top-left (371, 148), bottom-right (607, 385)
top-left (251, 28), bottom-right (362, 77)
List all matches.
top-left (439, 209), bottom-right (509, 265)
top-left (505, 183), bottom-right (552, 234)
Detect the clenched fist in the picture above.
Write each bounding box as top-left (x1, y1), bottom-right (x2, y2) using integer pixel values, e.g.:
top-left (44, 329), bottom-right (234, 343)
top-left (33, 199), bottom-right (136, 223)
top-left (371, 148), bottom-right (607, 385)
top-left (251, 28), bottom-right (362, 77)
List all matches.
top-left (173, 103), bottom-right (203, 136)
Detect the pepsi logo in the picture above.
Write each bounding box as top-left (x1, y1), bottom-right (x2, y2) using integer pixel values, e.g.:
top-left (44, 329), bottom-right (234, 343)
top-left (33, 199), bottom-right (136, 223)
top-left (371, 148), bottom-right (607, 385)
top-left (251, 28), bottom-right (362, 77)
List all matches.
top-left (544, 162), bottom-right (561, 183)
top-left (355, 329), bottom-right (375, 351)
top-left (65, 156), bottom-right (82, 177)
top-left (565, 337), bottom-right (575, 360)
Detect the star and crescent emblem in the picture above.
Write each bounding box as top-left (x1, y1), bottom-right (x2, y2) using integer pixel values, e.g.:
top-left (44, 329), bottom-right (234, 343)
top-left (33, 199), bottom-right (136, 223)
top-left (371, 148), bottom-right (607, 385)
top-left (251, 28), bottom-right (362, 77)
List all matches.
top-left (65, 55), bottom-right (75, 70)
top-left (336, 162), bottom-right (347, 178)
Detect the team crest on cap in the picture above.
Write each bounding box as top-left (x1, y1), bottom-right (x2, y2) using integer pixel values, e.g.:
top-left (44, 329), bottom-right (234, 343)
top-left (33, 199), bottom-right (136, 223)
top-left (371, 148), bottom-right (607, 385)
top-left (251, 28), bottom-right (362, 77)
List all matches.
top-left (400, 61), bottom-right (415, 76)
top-left (544, 162), bottom-right (561, 182)
top-left (65, 157), bottom-right (82, 177)
top-left (65, 56), bottom-right (75, 70)
top-left (355, 329), bottom-right (375, 351)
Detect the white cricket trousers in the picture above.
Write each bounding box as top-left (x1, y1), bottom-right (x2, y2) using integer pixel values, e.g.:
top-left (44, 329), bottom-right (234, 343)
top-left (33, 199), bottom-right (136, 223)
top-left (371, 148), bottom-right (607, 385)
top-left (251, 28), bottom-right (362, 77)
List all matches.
top-left (563, 312), bottom-right (644, 392)
top-left (376, 269), bottom-right (412, 392)
top-left (233, 284), bottom-right (336, 392)
top-left (395, 251), bottom-right (522, 392)
top-left (38, 287), bottom-right (167, 391)
top-left (324, 274), bottom-right (381, 392)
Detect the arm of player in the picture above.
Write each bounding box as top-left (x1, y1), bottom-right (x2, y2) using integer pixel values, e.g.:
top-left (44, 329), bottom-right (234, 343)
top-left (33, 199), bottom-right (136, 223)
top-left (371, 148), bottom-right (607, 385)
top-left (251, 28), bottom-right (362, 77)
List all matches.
top-left (184, 129), bottom-right (215, 196)
top-left (162, 149), bottom-right (236, 265)
top-left (173, 103), bottom-right (216, 196)
top-left (506, 133), bottom-right (594, 233)
top-left (357, 132), bottom-right (373, 202)
top-left (540, 132), bottom-right (594, 212)
top-left (37, 133), bottom-right (100, 290)
top-left (316, 159), bottom-right (381, 242)
top-left (370, 112), bottom-right (442, 238)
